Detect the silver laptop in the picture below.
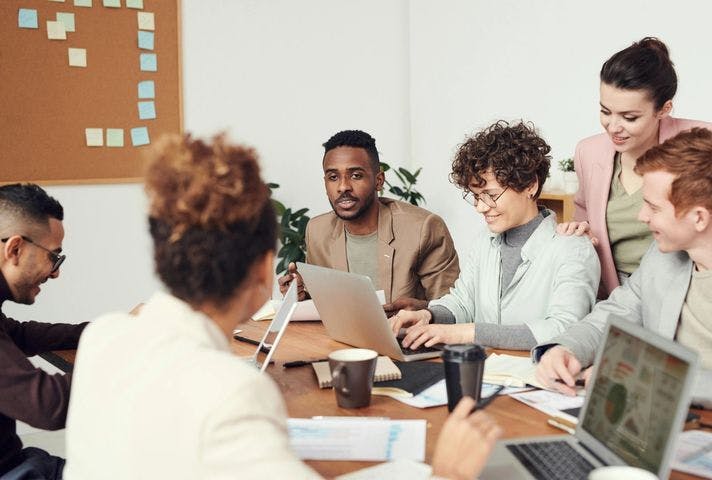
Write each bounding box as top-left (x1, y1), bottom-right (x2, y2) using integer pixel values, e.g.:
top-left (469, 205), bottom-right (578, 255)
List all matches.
top-left (297, 262), bottom-right (441, 362)
top-left (238, 281), bottom-right (298, 372)
top-left (481, 317), bottom-right (699, 480)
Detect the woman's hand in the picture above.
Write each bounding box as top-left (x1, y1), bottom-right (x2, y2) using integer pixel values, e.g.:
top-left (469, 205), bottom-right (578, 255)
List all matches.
top-left (556, 221), bottom-right (599, 246)
top-left (400, 323), bottom-right (474, 349)
top-left (389, 309), bottom-right (432, 335)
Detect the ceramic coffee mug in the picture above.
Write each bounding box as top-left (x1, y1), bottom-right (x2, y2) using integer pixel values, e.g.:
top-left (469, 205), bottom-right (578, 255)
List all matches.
top-left (328, 348), bottom-right (378, 408)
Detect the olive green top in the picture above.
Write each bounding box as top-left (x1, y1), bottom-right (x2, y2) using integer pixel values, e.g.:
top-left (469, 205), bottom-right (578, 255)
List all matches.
top-left (677, 267), bottom-right (712, 370)
top-left (606, 153), bottom-right (653, 274)
top-left (345, 230), bottom-right (380, 290)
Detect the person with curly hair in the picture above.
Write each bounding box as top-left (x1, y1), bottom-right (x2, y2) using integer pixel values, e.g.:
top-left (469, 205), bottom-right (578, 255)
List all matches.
top-left (63, 133), bottom-right (502, 480)
top-left (390, 121), bottom-right (600, 351)
top-left (557, 37), bottom-right (712, 298)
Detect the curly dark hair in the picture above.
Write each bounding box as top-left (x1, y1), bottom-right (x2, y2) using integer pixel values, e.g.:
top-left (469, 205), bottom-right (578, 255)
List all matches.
top-left (145, 133), bottom-right (277, 306)
top-left (450, 121), bottom-right (551, 199)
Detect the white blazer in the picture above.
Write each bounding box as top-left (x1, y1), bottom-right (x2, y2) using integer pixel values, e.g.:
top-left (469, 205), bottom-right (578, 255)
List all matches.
top-left (64, 291), bottom-right (319, 480)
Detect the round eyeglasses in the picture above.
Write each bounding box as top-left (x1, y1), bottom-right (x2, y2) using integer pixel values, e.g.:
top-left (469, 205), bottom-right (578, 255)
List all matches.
top-left (462, 186), bottom-right (509, 208)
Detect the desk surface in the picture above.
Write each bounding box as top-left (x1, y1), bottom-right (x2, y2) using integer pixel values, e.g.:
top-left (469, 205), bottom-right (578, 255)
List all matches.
top-left (52, 320), bottom-right (709, 479)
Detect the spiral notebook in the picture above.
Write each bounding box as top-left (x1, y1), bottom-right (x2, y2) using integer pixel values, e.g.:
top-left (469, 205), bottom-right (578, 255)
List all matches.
top-left (313, 356), bottom-right (401, 388)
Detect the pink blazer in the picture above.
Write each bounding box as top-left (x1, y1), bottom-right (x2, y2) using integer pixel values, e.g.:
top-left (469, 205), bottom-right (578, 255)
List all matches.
top-left (573, 116), bottom-right (712, 297)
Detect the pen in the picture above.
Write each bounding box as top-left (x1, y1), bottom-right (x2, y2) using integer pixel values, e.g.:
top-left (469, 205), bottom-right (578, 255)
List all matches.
top-left (283, 358), bottom-right (329, 368)
top-left (474, 384), bottom-right (505, 411)
top-left (233, 334), bottom-right (271, 354)
top-left (555, 378), bottom-right (586, 387)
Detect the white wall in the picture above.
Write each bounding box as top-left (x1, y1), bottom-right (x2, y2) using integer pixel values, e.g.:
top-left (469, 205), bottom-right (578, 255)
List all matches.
top-left (6, 0), bottom-right (712, 324)
top-left (409, 0), bottom-right (712, 249)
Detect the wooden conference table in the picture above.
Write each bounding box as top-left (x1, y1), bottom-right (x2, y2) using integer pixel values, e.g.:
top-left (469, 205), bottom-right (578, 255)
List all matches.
top-left (48, 321), bottom-right (709, 479)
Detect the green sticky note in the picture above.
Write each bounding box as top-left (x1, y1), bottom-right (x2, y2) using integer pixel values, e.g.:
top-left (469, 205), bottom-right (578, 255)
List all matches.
top-left (56, 12), bottom-right (75, 32)
top-left (18, 9), bottom-right (38, 29)
top-left (126, 0), bottom-right (143, 8)
top-left (103, 0), bottom-right (120, 7)
top-left (74, 0), bottom-right (92, 7)
top-left (106, 129), bottom-right (124, 147)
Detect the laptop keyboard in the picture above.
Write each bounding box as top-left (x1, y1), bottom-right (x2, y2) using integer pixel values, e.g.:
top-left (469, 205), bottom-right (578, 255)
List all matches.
top-left (398, 342), bottom-right (441, 355)
top-left (506, 440), bottom-right (595, 480)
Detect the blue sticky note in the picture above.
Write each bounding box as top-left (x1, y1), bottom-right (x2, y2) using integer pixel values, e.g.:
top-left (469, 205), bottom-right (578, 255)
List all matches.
top-left (138, 30), bottom-right (154, 50)
top-left (131, 127), bottom-right (150, 146)
top-left (103, 0), bottom-right (120, 7)
top-left (139, 53), bottom-right (157, 72)
top-left (138, 80), bottom-right (155, 99)
top-left (18, 9), bottom-right (38, 29)
top-left (138, 101), bottom-right (156, 120)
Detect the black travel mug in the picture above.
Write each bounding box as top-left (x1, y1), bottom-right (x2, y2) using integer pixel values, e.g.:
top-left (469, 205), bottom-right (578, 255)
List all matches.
top-left (442, 344), bottom-right (487, 412)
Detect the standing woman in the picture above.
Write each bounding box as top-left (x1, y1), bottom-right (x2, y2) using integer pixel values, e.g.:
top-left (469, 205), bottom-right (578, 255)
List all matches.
top-left (558, 37), bottom-right (712, 297)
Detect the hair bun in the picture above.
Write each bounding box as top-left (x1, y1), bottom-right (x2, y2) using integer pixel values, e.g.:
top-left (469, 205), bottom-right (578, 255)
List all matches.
top-left (145, 133), bottom-right (270, 240)
top-left (636, 37), bottom-right (671, 60)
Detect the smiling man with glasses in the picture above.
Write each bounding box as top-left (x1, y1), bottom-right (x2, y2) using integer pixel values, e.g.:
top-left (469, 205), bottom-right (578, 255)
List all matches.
top-left (390, 121), bottom-right (601, 351)
top-left (0, 183), bottom-right (86, 480)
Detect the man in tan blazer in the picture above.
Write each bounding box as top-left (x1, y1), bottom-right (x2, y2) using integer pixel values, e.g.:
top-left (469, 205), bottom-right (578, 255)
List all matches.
top-left (279, 130), bottom-right (459, 312)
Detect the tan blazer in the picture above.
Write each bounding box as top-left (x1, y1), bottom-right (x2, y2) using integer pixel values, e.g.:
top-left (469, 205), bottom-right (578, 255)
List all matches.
top-left (305, 198), bottom-right (459, 303)
top-left (573, 116), bottom-right (712, 297)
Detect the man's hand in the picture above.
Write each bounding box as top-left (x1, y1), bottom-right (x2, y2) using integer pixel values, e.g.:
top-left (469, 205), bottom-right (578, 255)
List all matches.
top-left (277, 262), bottom-right (307, 301)
top-left (535, 345), bottom-right (584, 396)
top-left (383, 297), bottom-right (428, 317)
top-left (556, 221), bottom-right (599, 247)
top-left (431, 397), bottom-right (502, 480)
top-left (400, 323), bottom-right (473, 349)
top-left (389, 309), bottom-right (431, 335)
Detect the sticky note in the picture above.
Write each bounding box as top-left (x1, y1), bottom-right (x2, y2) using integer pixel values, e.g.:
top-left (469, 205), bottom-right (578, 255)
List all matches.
top-left (106, 129), bottom-right (124, 147)
top-left (138, 30), bottom-right (154, 50)
top-left (18, 9), bottom-right (38, 29)
top-left (126, 0), bottom-right (143, 8)
top-left (138, 101), bottom-right (156, 120)
top-left (49, 0), bottom-right (65, 2)
top-left (131, 127), bottom-right (150, 146)
top-left (85, 128), bottom-right (103, 147)
top-left (103, 0), bottom-right (120, 7)
top-left (68, 48), bottom-right (87, 67)
top-left (137, 11), bottom-right (154, 30)
top-left (140, 53), bottom-right (157, 72)
top-left (74, 0), bottom-right (92, 7)
top-left (56, 12), bottom-right (75, 32)
top-left (47, 21), bottom-right (67, 40)
top-left (138, 80), bottom-right (154, 99)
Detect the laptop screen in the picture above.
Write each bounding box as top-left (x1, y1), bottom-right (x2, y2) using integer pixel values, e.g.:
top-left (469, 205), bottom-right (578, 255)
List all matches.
top-left (580, 323), bottom-right (691, 473)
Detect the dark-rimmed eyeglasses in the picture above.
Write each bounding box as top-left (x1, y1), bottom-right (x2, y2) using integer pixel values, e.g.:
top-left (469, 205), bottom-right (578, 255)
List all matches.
top-left (462, 186), bottom-right (509, 208)
top-left (1, 236), bottom-right (66, 274)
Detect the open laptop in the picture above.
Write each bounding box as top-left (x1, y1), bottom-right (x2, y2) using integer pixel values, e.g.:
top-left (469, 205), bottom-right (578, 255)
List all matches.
top-left (239, 281), bottom-right (298, 372)
top-left (481, 317), bottom-right (699, 480)
top-left (297, 262), bottom-right (441, 362)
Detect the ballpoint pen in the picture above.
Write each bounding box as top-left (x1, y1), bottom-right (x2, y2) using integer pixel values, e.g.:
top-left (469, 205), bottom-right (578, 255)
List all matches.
top-left (232, 332), bottom-right (271, 354)
top-left (283, 358), bottom-right (329, 368)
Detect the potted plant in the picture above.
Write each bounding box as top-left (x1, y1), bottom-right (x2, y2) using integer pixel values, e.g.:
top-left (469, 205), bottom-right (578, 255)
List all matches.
top-left (558, 158), bottom-right (578, 194)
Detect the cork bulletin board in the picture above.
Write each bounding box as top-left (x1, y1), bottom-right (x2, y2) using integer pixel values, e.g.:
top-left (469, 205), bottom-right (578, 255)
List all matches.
top-left (0, 0), bottom-right (182, 184)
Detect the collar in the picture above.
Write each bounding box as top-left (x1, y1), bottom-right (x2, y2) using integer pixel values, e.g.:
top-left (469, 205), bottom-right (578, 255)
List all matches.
top-left (489, 208), bottom-right (556, 262)
top-left (141, 290), bottom-right (232, 353)
top-left (0, 271), bottom-right (12, 305)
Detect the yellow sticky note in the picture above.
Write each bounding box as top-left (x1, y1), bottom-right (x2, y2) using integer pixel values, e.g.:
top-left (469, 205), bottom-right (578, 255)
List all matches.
top-left (137, 11), bottom-right (154, 31)
top-left (68, 48), bottom-right (86, 67)
top-left (85, 128), bottom-right (103, 147)
top-left (47, 21), bottom-right (67, 40)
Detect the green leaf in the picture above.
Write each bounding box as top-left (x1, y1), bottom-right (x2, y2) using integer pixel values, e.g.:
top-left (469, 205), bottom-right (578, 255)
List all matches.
top-left (292, 208), bottom-right (309, 218)
top-left (394, 170), bottom-right (406, 185)
top-left (390, 186), bottom-right (404, 196)
top-left (412, 167), bottom-right (422, 179)
top-left (398, 167), bottom-right (416, 184)
top-left (267, 182), bottom-right (280, 190)
top-left (271, 199), bottom-right (286, 216)
top-left (379, 162), bottom-right (391, 172)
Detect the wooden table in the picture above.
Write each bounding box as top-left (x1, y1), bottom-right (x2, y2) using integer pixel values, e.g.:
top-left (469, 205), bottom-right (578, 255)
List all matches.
top-left (49, 321), bottom-right (710, 479)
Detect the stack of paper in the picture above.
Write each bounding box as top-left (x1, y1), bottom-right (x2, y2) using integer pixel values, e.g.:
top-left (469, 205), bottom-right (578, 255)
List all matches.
top-left (483, 353), bottom-right (544, 388)
top-left (288, 417), bottom-right (426, 462)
